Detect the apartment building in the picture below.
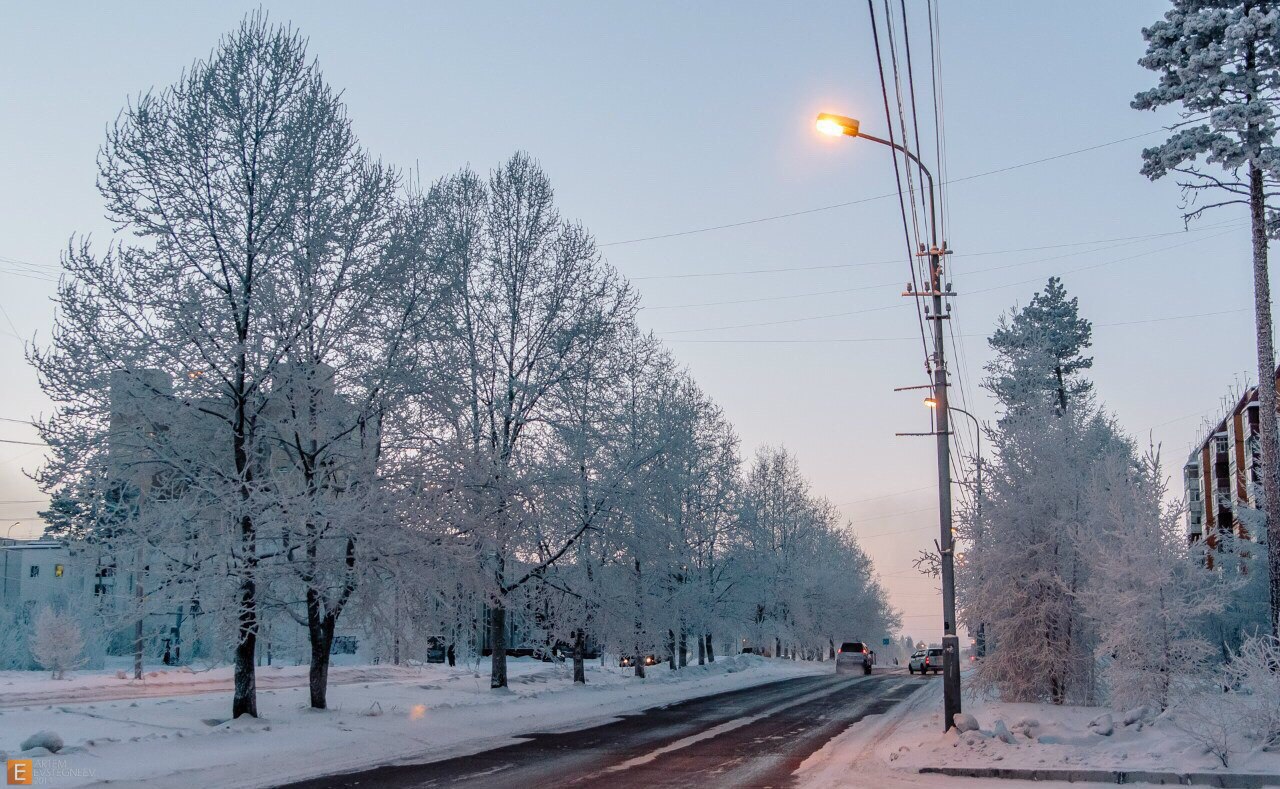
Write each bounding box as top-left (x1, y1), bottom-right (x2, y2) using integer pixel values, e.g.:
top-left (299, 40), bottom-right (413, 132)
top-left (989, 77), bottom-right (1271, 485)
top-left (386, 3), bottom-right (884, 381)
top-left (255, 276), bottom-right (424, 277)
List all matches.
top-left (1183, 374), bottom-right (1272, 550)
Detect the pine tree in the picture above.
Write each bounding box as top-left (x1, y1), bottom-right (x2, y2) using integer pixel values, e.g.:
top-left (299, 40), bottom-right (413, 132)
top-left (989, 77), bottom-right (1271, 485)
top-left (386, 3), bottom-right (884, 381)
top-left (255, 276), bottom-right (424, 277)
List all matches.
top-left (1134, 0), bottom-right (1280, 638)
top-left (986, 277), bottom-right (1093, 417)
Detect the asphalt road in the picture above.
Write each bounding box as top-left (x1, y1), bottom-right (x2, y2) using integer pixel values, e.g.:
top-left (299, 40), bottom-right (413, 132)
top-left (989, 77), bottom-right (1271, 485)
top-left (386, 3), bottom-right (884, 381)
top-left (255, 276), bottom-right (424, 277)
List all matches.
top-left (284, 669), bottom-right (927, 789)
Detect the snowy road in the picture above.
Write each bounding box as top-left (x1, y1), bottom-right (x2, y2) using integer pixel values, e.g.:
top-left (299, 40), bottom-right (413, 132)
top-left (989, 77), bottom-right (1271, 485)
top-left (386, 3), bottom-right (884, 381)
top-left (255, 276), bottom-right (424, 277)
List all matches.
top-left (285, 670), bottom-right (925, 789)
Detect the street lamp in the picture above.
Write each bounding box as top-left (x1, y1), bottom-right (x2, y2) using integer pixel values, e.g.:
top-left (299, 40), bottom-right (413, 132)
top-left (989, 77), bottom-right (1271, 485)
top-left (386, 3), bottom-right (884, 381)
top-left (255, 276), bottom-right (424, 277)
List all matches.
top-left (925, 397), bottom-right (983, 535)
top-left (924, 399), bottom-right (981, 497)
top-left (820, 110), bottom-right (960, 731)
top-left (816, 113), bottom-right (860, 137)
top-left (933, 401), bottom-right (986, 659)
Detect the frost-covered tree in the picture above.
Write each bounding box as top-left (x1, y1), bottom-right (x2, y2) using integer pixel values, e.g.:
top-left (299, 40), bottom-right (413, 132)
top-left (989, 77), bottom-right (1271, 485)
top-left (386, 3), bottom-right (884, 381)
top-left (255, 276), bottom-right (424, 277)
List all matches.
top-left (1081, 446), bottom-right (1224, 710)
top-left (968, 282), bottom-right (1113, 704)
top-left (30, 607), bottom-right (86, 680)
top-left (734, 447), bottom-right (896, 659)
top-left (986, 277), bottom-right (1093, 416)
top-left (31, 13), bottom-right (396, 717)
top-left (963, 401), bottom-right (1125, 704)
top-left (1134, 0), bottom-right (1280, 636)
top-left (409, 155), bottom-right (636, 689)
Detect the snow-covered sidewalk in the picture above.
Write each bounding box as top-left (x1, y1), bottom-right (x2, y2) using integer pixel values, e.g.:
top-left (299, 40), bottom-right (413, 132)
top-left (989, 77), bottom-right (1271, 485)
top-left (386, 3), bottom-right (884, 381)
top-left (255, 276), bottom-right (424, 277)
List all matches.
top-left (797, 678), bottom-right (1280, 788)
top-left (0, 663), bottom-right (423, 708)
top-left (0, 655), bottom-right (824, 787)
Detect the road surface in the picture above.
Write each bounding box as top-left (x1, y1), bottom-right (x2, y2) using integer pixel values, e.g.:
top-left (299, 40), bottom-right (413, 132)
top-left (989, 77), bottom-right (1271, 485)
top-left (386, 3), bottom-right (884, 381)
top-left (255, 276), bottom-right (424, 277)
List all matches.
top-left (285, 669), bottom-right (926, 789)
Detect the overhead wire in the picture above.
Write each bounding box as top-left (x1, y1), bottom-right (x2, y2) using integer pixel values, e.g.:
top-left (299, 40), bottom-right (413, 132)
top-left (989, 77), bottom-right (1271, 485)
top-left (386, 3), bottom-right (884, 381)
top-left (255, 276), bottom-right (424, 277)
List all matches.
top-left (868, 0), bottom-right (933, 379)
top-left (598, 124), bottom-right (1200, 250)
top-left (662, 305), bottom-right (1249, 343)
top-left (654, 223), bottom-right (1240, 335)
top-left (926, 0), bottom-right (981, 478)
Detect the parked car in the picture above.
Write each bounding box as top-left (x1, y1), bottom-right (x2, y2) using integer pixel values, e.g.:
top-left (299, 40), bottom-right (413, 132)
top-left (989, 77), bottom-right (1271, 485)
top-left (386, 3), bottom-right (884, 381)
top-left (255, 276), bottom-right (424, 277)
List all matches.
top-left (424, 635), bottom-right (447, 664)
top-left (909, 647), bottom-right (945, 675)
top-left (619, 654), bottom-right (664, 668)
top-left (835, 641), bottom-right (873, 675)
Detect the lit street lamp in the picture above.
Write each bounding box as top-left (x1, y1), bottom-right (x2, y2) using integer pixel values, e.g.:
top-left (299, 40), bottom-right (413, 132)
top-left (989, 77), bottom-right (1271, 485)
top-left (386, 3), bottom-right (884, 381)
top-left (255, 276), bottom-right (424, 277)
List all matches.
top-left (819, 111), bottom-right (961, 731)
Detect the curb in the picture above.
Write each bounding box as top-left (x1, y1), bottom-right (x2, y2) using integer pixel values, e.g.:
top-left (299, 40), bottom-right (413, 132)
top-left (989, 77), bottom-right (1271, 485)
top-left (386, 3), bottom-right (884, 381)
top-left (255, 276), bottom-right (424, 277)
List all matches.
top-left (919, 766), bottom-right (1280, 787)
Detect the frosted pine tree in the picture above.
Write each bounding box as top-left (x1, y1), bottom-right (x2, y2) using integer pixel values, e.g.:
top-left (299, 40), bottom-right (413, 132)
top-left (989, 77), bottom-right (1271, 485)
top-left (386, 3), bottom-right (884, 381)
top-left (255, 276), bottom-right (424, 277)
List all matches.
top-left (1134, 0), bottom-right (1280, 637)
top-left (967, 279), bottom-right (1110, 703)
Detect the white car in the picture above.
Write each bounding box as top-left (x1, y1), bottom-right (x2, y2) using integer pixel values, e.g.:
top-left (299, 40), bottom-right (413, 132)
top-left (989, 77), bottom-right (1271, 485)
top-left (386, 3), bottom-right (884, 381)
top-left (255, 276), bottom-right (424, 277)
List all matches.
top-left (908, 646), bottom-right (944, 675)
top-left (835, 641), bottom-right (873, 675)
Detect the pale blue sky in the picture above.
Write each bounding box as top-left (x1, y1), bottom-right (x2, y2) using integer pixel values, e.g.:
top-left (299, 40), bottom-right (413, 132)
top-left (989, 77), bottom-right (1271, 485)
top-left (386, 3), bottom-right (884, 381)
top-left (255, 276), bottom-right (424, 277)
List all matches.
top-left (0, 1), bottom-right (1259, 639)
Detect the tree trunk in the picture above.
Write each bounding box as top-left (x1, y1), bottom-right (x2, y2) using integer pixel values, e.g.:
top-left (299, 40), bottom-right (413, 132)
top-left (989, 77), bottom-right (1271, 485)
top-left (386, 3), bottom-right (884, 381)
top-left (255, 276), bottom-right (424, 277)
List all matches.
top-left (308, 610), bottom-right (335, 710)
top-left (490, 604), bottom-right (508, 689)
top-left (133, 550), bottom-right (144, 681)
top-left (667, 629), bottom-right (676, 670)
top-left (679, 629), bottom-right (688, 668)
top-left (1251, 164), bottom-right (1280, 640)
top-left (829, 639), bottom-right (836, 660)
top-left (633, 558), bottom-right (645, 678)
top-left (232, 568), bottom-right (258, 718)
top-left (573, 629), bottom-right (586, 684)
top-left (705, 633), bottom-right (714, 662)
top-left (697, 633), bottom-right (705, 665)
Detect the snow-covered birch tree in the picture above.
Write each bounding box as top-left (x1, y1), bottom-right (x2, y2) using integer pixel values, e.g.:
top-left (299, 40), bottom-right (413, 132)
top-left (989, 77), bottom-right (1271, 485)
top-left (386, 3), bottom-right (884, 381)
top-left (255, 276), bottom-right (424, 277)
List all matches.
top-left (31, 13), bottom-right (387, 718)
top-left (414, 155), bottom-right (636, 688)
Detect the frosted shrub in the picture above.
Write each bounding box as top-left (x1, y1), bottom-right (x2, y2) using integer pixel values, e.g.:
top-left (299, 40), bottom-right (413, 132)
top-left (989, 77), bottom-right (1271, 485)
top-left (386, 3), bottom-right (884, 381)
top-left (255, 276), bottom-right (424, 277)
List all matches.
top-left (1224, 634), bottom-right (1280, 750)
top-left (29, 607), bottom-right (85, 680)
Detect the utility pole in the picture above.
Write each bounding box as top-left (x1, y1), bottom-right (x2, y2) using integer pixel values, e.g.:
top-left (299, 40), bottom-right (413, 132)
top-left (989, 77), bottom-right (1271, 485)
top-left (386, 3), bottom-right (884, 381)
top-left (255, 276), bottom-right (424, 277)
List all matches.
top-left (923, 238), bottom-right (961, 733)
top-left (816, 111), bottom-right (962, 730)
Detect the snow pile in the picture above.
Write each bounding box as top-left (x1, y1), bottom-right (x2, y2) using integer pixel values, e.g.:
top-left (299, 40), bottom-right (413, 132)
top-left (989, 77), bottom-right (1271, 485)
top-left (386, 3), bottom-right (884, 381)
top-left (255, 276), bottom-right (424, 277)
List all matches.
top-left (879, 686), bottom-right (1280, 777)
top-left (0, 655), bottom-right (821, 788)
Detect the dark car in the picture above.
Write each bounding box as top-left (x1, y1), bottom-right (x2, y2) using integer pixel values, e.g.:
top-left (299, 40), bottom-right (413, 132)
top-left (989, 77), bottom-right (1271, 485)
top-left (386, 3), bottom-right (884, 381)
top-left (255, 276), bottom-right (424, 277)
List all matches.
top-left (619, 654), bottom-right (664, 668)
top-left (835, 641), bottom-right (873, 675)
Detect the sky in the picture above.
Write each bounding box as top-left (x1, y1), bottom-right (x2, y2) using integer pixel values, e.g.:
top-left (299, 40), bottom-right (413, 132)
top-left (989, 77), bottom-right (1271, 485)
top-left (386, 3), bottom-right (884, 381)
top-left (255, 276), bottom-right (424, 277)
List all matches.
top-left (0, 1), bottom-right (1263, 642)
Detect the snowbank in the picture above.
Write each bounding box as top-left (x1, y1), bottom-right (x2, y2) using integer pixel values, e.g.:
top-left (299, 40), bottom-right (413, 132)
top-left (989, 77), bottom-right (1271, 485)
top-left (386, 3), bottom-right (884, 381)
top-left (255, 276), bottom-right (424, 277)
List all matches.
top-left (798, 678), bottom-right (1280, 788)
top-left (0, 654), bottom-right (822, 787)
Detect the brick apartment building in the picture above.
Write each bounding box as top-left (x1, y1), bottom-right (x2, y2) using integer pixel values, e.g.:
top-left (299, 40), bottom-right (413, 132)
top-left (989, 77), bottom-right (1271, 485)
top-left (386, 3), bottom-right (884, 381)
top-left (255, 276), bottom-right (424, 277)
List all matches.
top-left (1183, 373), bottom-right (1277, 553)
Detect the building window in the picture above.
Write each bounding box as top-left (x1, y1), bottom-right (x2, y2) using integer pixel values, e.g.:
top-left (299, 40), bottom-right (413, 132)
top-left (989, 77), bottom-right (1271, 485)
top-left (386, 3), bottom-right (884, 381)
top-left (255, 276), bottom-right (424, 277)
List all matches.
top-left (54, 564), bottom-right (64, 578)
top-left (1215, 436), bottom-right (1229, 454)
top-left (29, 565), bottom-right (39, 578)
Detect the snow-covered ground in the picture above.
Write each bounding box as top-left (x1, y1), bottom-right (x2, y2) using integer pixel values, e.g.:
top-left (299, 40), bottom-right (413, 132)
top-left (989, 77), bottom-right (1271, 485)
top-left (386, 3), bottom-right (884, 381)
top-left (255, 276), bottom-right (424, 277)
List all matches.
top-left (0, 654), bottom-right (824, 787)
top-left (798, 678), bottom-right (1280, 788)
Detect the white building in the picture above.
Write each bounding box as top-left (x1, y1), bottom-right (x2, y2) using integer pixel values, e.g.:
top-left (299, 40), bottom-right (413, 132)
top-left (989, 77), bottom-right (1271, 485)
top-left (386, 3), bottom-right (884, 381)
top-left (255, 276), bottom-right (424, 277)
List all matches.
top-left (0, 538), bottom-right (94, 613)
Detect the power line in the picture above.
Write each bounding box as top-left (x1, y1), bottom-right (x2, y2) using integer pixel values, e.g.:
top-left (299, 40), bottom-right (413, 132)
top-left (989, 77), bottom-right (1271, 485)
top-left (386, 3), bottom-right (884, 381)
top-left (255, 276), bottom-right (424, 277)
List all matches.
top-left (834, 485), bottom-right (934, 506)
top-left (599, 126), bottom-right (1190, 249)
top-left (655, 225), bottom-right (1240, 336)
top-left (661, 303), bottom-right (903, 335)
top-left (847, 505), bottom-right (936, 525)
top-left (664, 306), bottom-right (1249, 344)
top-left (639, 222), bottom-right (1242, 311)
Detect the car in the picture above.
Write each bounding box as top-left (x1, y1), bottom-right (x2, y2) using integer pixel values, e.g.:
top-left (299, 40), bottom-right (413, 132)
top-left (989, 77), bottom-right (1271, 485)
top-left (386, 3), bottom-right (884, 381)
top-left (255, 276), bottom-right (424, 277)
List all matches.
top-left (619, 654), bottom-right (664, 668)
top-left (909, 646), bottom-right (945, 675)
top-left (835, 641), bottom-right (873, 675)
